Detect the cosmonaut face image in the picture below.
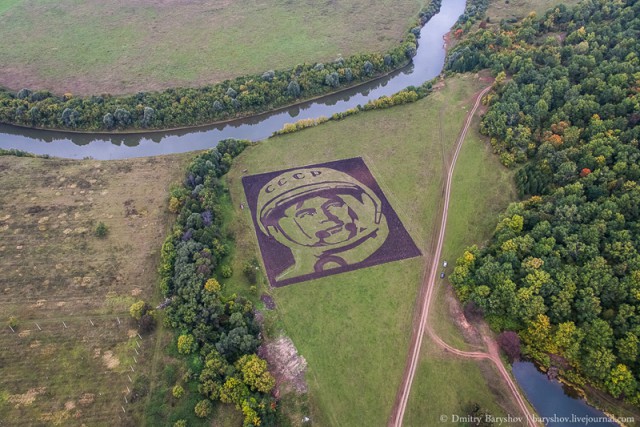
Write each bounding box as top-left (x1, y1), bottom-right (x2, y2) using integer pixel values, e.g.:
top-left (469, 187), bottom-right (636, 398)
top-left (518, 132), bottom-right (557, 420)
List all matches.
top-left (242, 158), bottom-right (421, 287)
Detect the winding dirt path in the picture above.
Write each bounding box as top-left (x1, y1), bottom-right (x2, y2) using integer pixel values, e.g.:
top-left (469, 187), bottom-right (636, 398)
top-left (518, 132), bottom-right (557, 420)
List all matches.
top-left (388, 84), bottom-right (539, 427)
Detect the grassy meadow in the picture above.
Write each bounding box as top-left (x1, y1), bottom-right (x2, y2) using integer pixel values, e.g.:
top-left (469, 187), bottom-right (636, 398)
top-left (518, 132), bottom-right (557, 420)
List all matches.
top-left (404, 106), bottom-right (522, 424)
top-left (0, 0), bottom-right (423, 95)
top-left (224, 74), bottom-right (519, 426)
top-left (0, 154), bottom-right (189, 425)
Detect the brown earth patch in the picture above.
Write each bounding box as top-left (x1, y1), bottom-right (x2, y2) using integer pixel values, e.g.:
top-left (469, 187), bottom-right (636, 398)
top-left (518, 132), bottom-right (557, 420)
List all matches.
top-left (258, 336), bottom-right (308, 396)
top-left (8, 387), bottom-right (46, 408)
top-left (102, 350), bottom-right (120, 369)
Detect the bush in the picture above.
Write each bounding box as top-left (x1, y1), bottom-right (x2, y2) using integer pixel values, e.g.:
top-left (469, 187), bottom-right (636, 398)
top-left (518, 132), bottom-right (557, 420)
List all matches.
top-left (102, 113), bottom-right (115, 129)
top-left (168, 196), bottom-right (181, 213)
top-left (8, 316), bottom-right (18, 329)
top-left (324, 72), bottom-right (340, 88)
top-left (177, 334), bottom-right (196, 355)
top-left (129, 300), bottom-right (149, 321)
top-left (261, 70), bottom-right (275, 82)
top-left (213, 100), bottom-right (224, 112)
top-left (94, 221), bottom-right (109, 238)
top-left (497, 331), bottom-right (521, 362)
top-left (142, 107), bottom-right (155, 127)
top-left (204, 278), bottom-right (221, 292)
top-left (139, 313), bottom-right (156, 334)
top-left (363, 61), bottom-right (374, 75)
top-left (220, 265), bottom-right (233, 278)
top-left (287, 80), bottom-right (301, 98)
top-left (194, 399), bottom-right (213, 418)
top-left (129, 375), bottom-right (150, 403)
top-left (61, 108), bottom-right (79, 127)
top-left (243, 260), bottom-right (260, 284)
top-left (172, 384), bottom-right (185, 399)
top-left (113, 108), bottom-right (132, 127)
top-left (16, 88), bottom-right (31, 99)
top-left (173, 420), bottom-right (187, 427)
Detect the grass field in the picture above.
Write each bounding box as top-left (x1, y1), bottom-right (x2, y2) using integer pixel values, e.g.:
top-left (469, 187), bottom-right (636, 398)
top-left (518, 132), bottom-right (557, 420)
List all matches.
top-left (0, 154), bottom-right (189, 425)
top-left (403, 104), bottom-right (521, 424)
top-left (0, 0), bottom-right (423, 95)
top-left (223, 74), bottom-right (519, 426)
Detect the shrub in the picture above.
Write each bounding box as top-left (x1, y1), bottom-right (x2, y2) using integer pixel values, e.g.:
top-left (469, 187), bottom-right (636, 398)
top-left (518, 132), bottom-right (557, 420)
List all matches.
top-left (324, 72), bottom-right (340, 88)
top-left (129, 300), bottom-right (148, 321)
top-left (194, 399), bottom-right (213, 418)
top-left (8, 316), bottom-right (18, 329)
top-left (177, 334), bottom-right (196, 355)
top-left (113, 108), bottom-right (132, 126)
top-left (497, 331), bottom-right (521, 362)
top-left (142, 107), bottom-right (155, 127)
top-left (168, 196), bottom-right (181, 213)
top-left (220, 265), bottom-right (233, 278)
top-left (173, 420), bottom-right (187, 427)
top-left (235, 354), bottom-right (275, 393)
top-left (102, 113), bottom-right (115, 129)
top-left (172, 384), bottom-right (185, 399)
top-left (16, 88), bottom-right (31, 99)
top-left (95, 221), bottom-right (109, 238)
top-left (213, 100), bottom-right (224, 112)
top-left (61, 108), bottom-right (80, 127)
top-left (363, 61), bottom-right (374, 75)
top-left (129, 375), bottom-right (150, 402)
top-left (261, 70), bottom-right (275, 81)
top-left (287, 80), bottom-right (301, 97)
top-left (243, 262), bottom-right (258, 284)
top-left (204, 278), bottom-right (221, 292)
top-left (139, 313), bottom-right (156, 334)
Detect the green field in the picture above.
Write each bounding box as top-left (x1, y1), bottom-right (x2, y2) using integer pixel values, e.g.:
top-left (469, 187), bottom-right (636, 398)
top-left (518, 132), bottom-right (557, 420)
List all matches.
top-left (404, 104), bottom-right (521, 424)
top-left (0, 0), bottom-right (422, 95)
top-left (223, 74), bottom-right (519, 425)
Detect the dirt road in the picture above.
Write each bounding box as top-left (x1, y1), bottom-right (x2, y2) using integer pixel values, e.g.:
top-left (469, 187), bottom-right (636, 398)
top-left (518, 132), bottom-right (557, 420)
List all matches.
top-left (388, 85), bottom-right (539, 427)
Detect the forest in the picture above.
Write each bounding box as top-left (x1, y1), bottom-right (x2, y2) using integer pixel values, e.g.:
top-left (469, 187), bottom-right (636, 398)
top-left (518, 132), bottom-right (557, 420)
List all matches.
top-left (155, 139), bottom-right (279, 426)
top-left (448, 0), bottom-right (640, 404)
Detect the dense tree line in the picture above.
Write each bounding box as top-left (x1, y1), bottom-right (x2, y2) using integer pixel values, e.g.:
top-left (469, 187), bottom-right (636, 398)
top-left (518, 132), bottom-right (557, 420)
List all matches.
top-left (0, 1), bottom-right (445, 132)
top-left (158, 139), bottom-right (277, 426)
top-left (448, 0), bottom-right (640, 405)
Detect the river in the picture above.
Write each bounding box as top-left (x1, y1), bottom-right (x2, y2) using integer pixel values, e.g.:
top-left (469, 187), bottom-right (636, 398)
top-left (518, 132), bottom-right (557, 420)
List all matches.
top-left (0, 0), bottom-right (466, 160)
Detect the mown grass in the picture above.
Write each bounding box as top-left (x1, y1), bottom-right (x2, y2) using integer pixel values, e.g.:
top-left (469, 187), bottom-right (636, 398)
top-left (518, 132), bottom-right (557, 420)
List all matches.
top-left (224, 74), bottom-right (517, 426)
top-left (0, 0), bottom-right (423, 95)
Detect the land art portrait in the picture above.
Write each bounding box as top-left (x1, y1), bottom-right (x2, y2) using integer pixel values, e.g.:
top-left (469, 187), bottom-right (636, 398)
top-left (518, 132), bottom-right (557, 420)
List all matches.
top-left (242, 157), bottom-right (421, 287)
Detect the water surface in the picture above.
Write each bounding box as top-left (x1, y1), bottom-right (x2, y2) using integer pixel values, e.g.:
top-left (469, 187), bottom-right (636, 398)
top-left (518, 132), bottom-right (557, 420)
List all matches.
top-left (513, 361), bottom-right (616, 426)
